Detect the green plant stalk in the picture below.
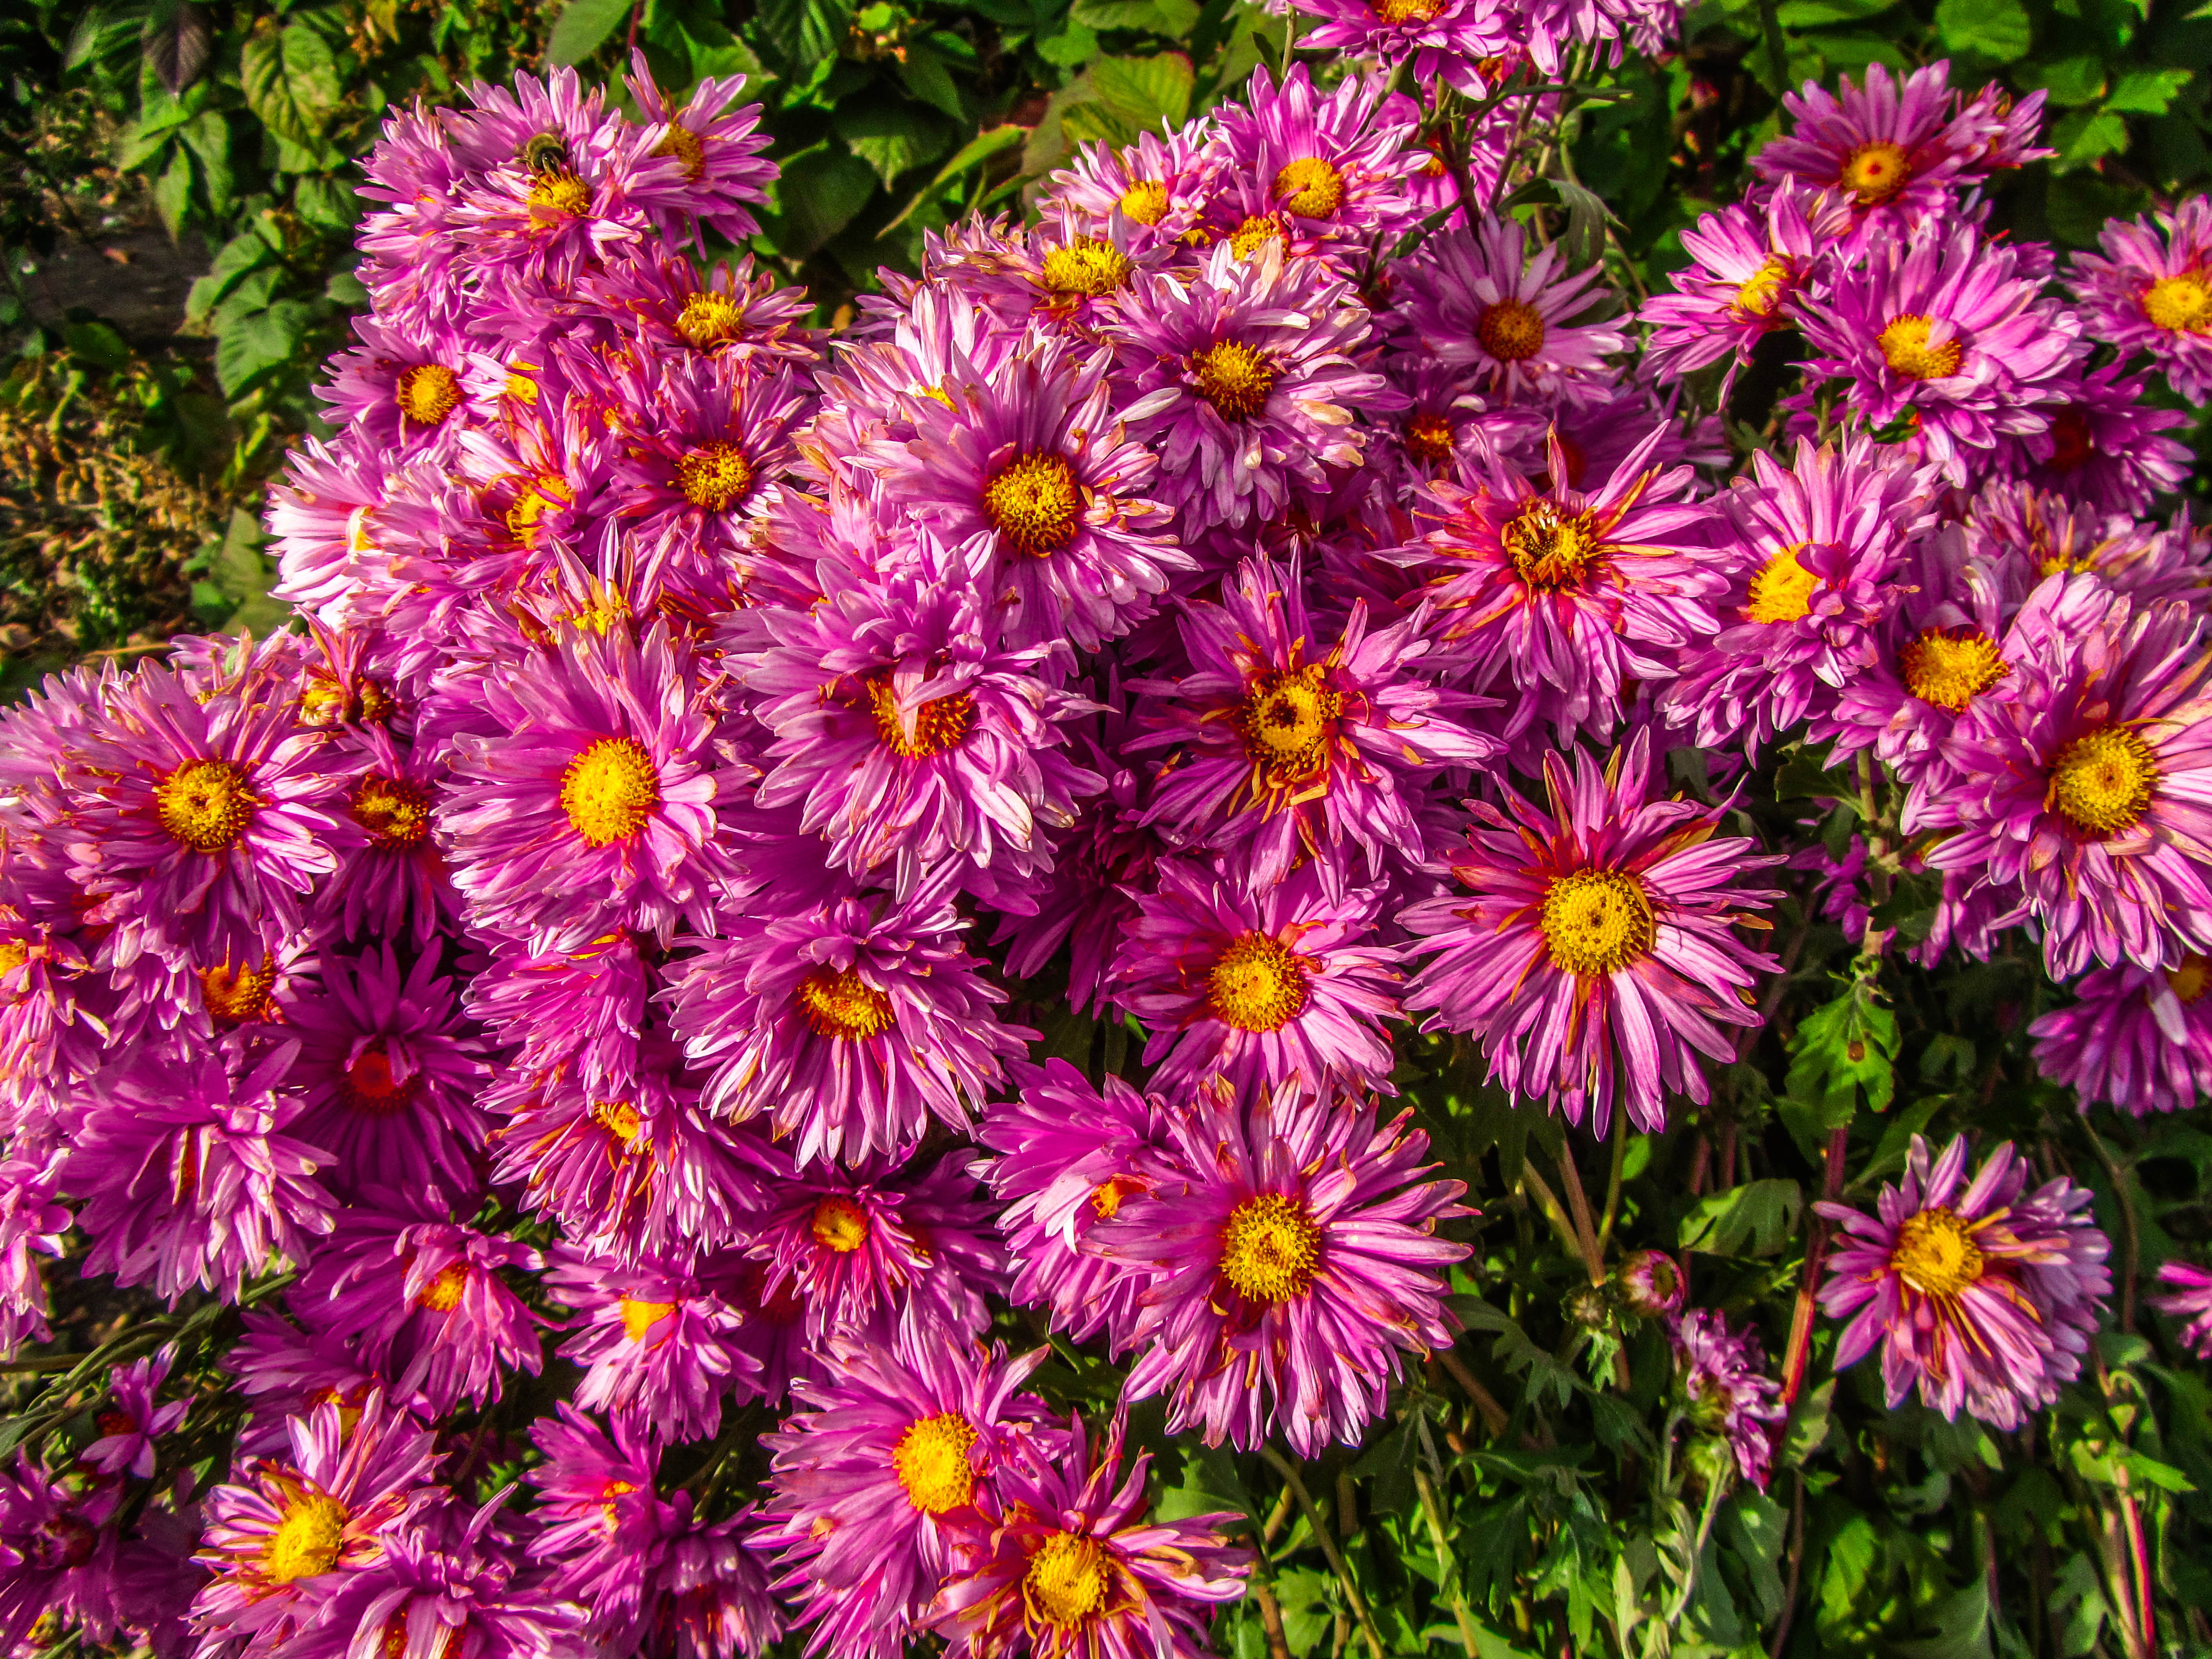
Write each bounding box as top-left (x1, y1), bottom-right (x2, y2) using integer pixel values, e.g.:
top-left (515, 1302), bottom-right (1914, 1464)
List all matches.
top-left (1259, 1447), bottom-right (1387, 1659)
top-left (1413, 1462), bottom-right (1482, 1659)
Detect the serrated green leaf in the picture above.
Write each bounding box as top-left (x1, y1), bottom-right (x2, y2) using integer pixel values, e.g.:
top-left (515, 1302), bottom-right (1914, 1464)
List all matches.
top-left (761, 141), bottom-right (878, 258)
top-left (756, 0), bottom-right (856, 65)
top-left (1678, 1178), bottom-right (1803, 1256)
top-left (1934, 0), bottom-right (2032, 57)
top-left (214, 299), bottom-right (313, 398)
top-left (834, 98), bottom-right (954, 186)
top-left (1773, 0), bottom-right (1893, 22)
top-left (153, 146), bottom-right (194, 236)
top-left (2107, 67), bottom-right (2193, 115)
top-left (546, 0), bottom-right (631, 65)
top-left (1090, 50), bottom-right (1194, 131)
top-left (2028, 53), bottom-right (2109, 105)
top-left (896, 40), bottom-right (965, 120)
top-left (2051, 107), bottom-right (2131, 169)
top-left (178, 110), bottom-right (233, 216)
top-left (241, 21), bottom-right (342, 146)
top-left (1784, 980), bottom-right (1898, 1125)
top-left (1071, 0), bottom-right (1204, 30)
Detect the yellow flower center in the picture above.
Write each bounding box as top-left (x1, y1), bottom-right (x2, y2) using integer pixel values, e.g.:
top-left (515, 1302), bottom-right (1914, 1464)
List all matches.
top-left (1877, 314), bottom-right (1962, 381)
top-left (505, 361), bottom-right (540, 405)
top-left (676, 442), bottom-right (753, 513)
top-left (1040, 239), bottom-right (1133, 297)
top-left (592, 1099), bottom-right (643, 1143)
top-left (349, 773), bottom-right (433, 848)
top-left (527, 172), bottom-right (592, 218)
top-left (1229, 215), bottom-right (1286, 261)
top-left (2168, 952), bottom-right (2212, 1004)
top-left (559, 737), bottom-right (662, 847)
top-left (867, 679), bottom-right (975, 758)
top-left (1475, 297), bottom-right (1546, 363)
top-left (795, 966), bottom-right (895, 1040)
top-left (1206, 932), bottom-right (1310, 1033)
top-left (1118, 180), bottom-right (1169, 225)
top-left (155, 758), bottom-right (259, 854)
top-left (1540, 869), bottom-right (1655, 976)
top-left (2140, 273), bottom-right (2212, 334)
top-left (1745, 542), bottom-right (1820, 624)
top-left (1219, 1192), bottom-right (1322, 1302)
top-left (200, 956), bottom-right (278, 1027)
top-left (677, 291), bottom-right (747, 349)
top-left (891, 1411), bottom-right (979, 1514)
top-left (620, 1295), bottom-right (676, 1341)
top-left (0, 941), bottom-right (27, 980)
top-left (262, 1492), bottom-right (348, 1584)
top-left (417, 1262), bottom-right (470, 1312)
top-left (1236, 665), bottom-right (1341, 781)
top-left (1502, 501), bottom-right (1602, 591)
top-left (1192, 339), bottom-right (1277, 420)
top-left (505, 473), bottom-right (571, 546)
top-left (1375, 0), bottom-right (1446, 20)
top-left (342, 1045), bottom-right (415, 1116)
top-left (2047, 726), bottom-right (2159, 838)
top-left (1091, 1174), bottom-right (1143, 1219)
top-left (1026, 1532), bottom-right (1115, 1630)
top-left (1899, 627), bottom-right (2008, 712)
top-left (811, 1196), bottom-right (871, 1253)
top-left (1273, 157), bottom-right (1344, 219)
top-left (1403, 411), bottom-right (1455, 467)
top-left (1840, 140), bottom-right (1909, 206)
top-left (652, 125), bottom-right (707, 181)
top-left (395, 363), bottom-right (461, 426)
top-left (1890, 1207), bottom-right (1984, 1298)
top-left (983, 452), bottom-right (1083, 558)
top-left (1733, 255), bottom-right (1792, 318)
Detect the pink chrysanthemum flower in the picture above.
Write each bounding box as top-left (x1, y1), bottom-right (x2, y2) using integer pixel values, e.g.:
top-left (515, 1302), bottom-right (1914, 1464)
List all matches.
top-left (1401, 731), bottom-right (1780, 1136)
top-left (193, 1394), bottom-right (443, 1653)
top-left (667, 881), bottom-right (1027, 1169)
top-left (748, 1153), bottom-right (1007, 1348)
top-left (544, 1245), bottom-right (759, 1443)
top-left (1207, 66), bottom-right (1429, 257)
top-left (1412, 426), bottom-right (1726, 751)
top-left (225, 1311), bottom-right (384, 1457)
top-left (281, 945), bottom-right (492, 1205)
top-left (318, 727), bottom-right (457, 947)
top-left (1614, 1248), bottom-right (1687, 1318)
top-left (865, 334), bottom-right (1180, 652)
top-left (441, 622), bottom-right (738, 952)
top-left (1108, 239), bottom-right (1390, 531)
top-left (1795, 221), bottom-right (2081, 486)
top-left (68, 1043), bottom-right (334, 1303)
top-left (759, 1329), bottom-right (1058, 1659)
top-left (2003, 363), bottom-right (2192, 516)
top-left (741, 547), bottom-right (1102, 896)
top-left (1667, 1310), bottom-right (1784, 1491)
top-left (2067, 194), bottom-right (2212, 403)
top-left (467, 928), bottom-right (653, 1099)
top-left (293, 1201), bottom-right (547, 1416)
top-left (82, 1352), bottom-right (188, 1480)
top-left (623, 51), bottom-right (777, 246)
top-left (2151, 1260), bottom-right (2212, 1357)
top-left (318, 313), bottom-right (475, 464)
top-left (1093, 1081), bottom-right (1468, 1455)
top-left (1129, 554), bottom-right (1497, 891)
top-left (1965, 481), bottom-right (2202, 609)
top-left (1398, 214), bottom-right (1630, 403)
top-left (0, 1152), bottom-right (67, 1358)
top-left (1283, 0), bottom-right (1514, 96)
top-left (2028, 952), bottom-right (2212, 1116)
top-left (1906, 576), bottom-right (2212, 977)
top-left (1041, 126), bottom-right (1224, 253)
top-left (1640, 183), bottom-right (1852, 377)
top-left (576, 250), bottom-right (815, 370)
top-left (1660, 435), bottom-right (1936, 755)
top-left (0, 1460), bottom-right (123, 1650)
top-left (1815, 1134), bottom-right (2110, 1429)
top-left (974, 1059), bottom-right (1167, 1348)
top-left (1108, 859), bottom-right (1401, 1099)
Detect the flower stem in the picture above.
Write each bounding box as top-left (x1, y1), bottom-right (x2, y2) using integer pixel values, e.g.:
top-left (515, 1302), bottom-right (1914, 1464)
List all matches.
top-left (1414, 1462), bottom-right (1483, 1659)
top-left (1261, 1447), bottom-right (1387, 1659)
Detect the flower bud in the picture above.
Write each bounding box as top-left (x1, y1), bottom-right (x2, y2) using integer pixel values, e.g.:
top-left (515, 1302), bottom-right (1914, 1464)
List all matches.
top-left (1613, 1248), bottom-right (1686, 1318)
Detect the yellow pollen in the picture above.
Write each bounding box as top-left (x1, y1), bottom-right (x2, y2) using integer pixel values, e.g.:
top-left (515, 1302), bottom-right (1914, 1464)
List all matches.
top-left (505, 473), bottom-right (571, 546)
top-left (676, 442), bottom-right (753, 512)
top-left (378, 1616), bottom-right (407, 1659)
top-left (1236, 665), bottom-right (1341, 783)
top-left (1540, 869), bottom-right (1655, 977)
top-left (527, 172), bottom-right (592, 218)
top-left (620, 1296), bottom-right (676, 1341)
top-left (1734, 255), bottom-right (1792, 318)
top-left (2047, 726), bottom-right (2159, 839)
top-left (1273, 157), bottom-right (1345, 219)
top-left (559, 738), bottom-right (662, 847)
top-left (1118, 180), bottom-right (1169, 225)
top-left (1890, 1207), bottom-right (1985, 1298)
top-left (1900, 627), bottom-right (2008, 712)
top-left (1219, 1192), bottom-right (1322, 1302)
top-left (156, 758), bottom-right (259, 854)
top-left (505, 361), bottom-right (540, 405)
top-left (1206, 932), bottom-right (1310, 1033)
top-left (200, 956), bottom-right (278, 1027)
top-left (2168, 953), bottom-right (2212, 1004)
top-left (350, 773), bottom-right (433, 848)
top-left (1192, 340), bottom-right (1277, 420)
top-left (867, 679), bottom-right (975, 758)
top-left (1229, 215), bottom-right (1286, 261)
top-left (811, 1196), bottom-right (870, 1253)
top-left (677, 291), bottom-right (747, 349)
top-left (1403, 410), bottom-right (1455, 467)
top-left (0, 941), bottom-right (27, 979)
top-left (1476, 297), bottom-right (1546, 363)
top-left (891, 1411), bottom-right (979, 1514)
top-left (1375, 0), bottom-right (1446, 19)
top-left (342, 1045), bottom-right (414, 1115)
top-left (1745, 542), bottom-right (1820, 624)
top-left (1091, 1174), bottom-right (1143, 1220)
top-left (1840, 139), bottom-right (1909, 206)
top-left (652, 125), bottom-right (707, 181)
top-left (2141, 273), bottom-right (2212, 333)
top-left (592, 1099), bottom-right (643, 1143)
top-left (1502, 501), bottom-right (1602, 591)
top-left (395, 363), bottom-right (462, 426)
top-left (599, 1478), bottom-right (638, 1531)
top-left (417, 1262), bottom-right (470, 1312)
top-left (1025, 1533), bottom-right (1115, 1630)
top-left (1040, 239), bottom-right (1133, 297)
top-left (262, 1492), bottom-right (348, 1584)
top-left (983, 452), bottom-right (1083, 558)
top-left (795, 966), bottom-right (896, 1040)
top-left (1878, 314), bottom-right (1962, 381)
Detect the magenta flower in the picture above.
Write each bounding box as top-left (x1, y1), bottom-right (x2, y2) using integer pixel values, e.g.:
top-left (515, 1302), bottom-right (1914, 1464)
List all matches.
top-left (623, 51), bottom-right (777, 246)
top-left (81, 1352), bottom-right (188, 1481)
top-left (1815, 1134), bottom-right (2110, 1429)
top-left (666, 881), bottom-right (1028, 1169)
top-left (2151, 1260), bottom-right (2212, 1357)
top-left (1401, 731), bottom-right (1780, 1136)
top-left (0, 1151), bottom-right (68, 1359)
top-left (1667, 1309), bottom-right (1783, 1490)
top-left (544, 1245), bottom-right (759, 1443)
top-left (1398, 214), bottom-right (1630, 403)
top-left (318, 313), bottom-right (474, 464)
top-left (2067, 194), bottom-right (2212, 403)
top-left (1285, 0), bottom-right (1515, 98)
top-left (1107, 858), bottom-right (1401, 1099)
top-left (2029, 954), bottom-right (2212, 1117)
top-left (225, 1311), bottom-right (386, 1458)
top-left (577, 250), bottom-right (815, 369)
top-left (0, 1458), bottom-right (123, 1650)
top-left (1207, 66), bottom-right (1429, 258)
top-left (2003, 362), bottom-right (2192, 516)
top-left (318, 727), bottom-right (457, 947)
top-left (1041, 125), bottom-right (1224, 254)
top-left (1614, 1248), bottom-right (1686, 1318)
top-left (1640, 182), bottom-right (1852, 377)
top-left (466, 928), bottom-right (653, 1100)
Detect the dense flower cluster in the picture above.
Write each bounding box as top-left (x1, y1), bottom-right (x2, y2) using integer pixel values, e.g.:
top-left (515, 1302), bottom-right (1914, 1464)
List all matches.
top-left (6, 3), bottom-right (2211, 1649)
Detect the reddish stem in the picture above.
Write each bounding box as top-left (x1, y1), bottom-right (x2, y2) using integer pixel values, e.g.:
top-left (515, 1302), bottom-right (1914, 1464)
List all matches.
top-left (1776, 1124), bottom-right (1851, 1416)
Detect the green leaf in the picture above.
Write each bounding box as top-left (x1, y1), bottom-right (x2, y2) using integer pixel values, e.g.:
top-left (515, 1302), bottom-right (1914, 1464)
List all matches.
top-left (292, 175), bottom-right (361, 232)
top-left (755, 0), bottom-right (856, 66)
top-left (2107, 67), bottom-right (2194, 115)
top-left (153, 147), bottom-right (194, 237)
top-left (1071, 0), bottom-right (1204, 30)
top-left (1773, 0), bottom-right (1894, 22)
top-left (214, 299), bottom-right (313, 398)
top-left (835, 98), bottom-right (954, 186)
top-left (895, 41), bottom-right (966, 121)
top-left (1778, 1377), bottom-right (1835, 1469)
top-left (1090, 51), bottom-right (1194, 132)
top-left (178, 110), bottom-right (233, 217)
top-left (1784, 979), bottom-right (1899, 1130)
top-left (241, 22), bottom-right (343, 146)
top-left (2028, 54), bottom-right (2109, 105)
top-left (61, 321), bottom-right (131, 372)
top-left (547, 0), bottom-right (631, 65)
top-left (881, 123), bottom-right (1025, 233)
top-left (1678, 1178), bottom-right (1803, 1256)
top-left (193, 509), bottom-right (290, 635)
top-left (1888, 1583), bottom-right (1992, 1659)
top-left (1036, 19), bottom-right (1101, 65)
top-left (141, 0), bottom-right (212, 96)
top-left (188, 234), bottom-right (278, 325)
top-left (2051, 108), bottom-right (2131, 169)
top-left (1934, 0), bottom-right (2032, 58)
top-left (761, 142), bottom-right (878, 258)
